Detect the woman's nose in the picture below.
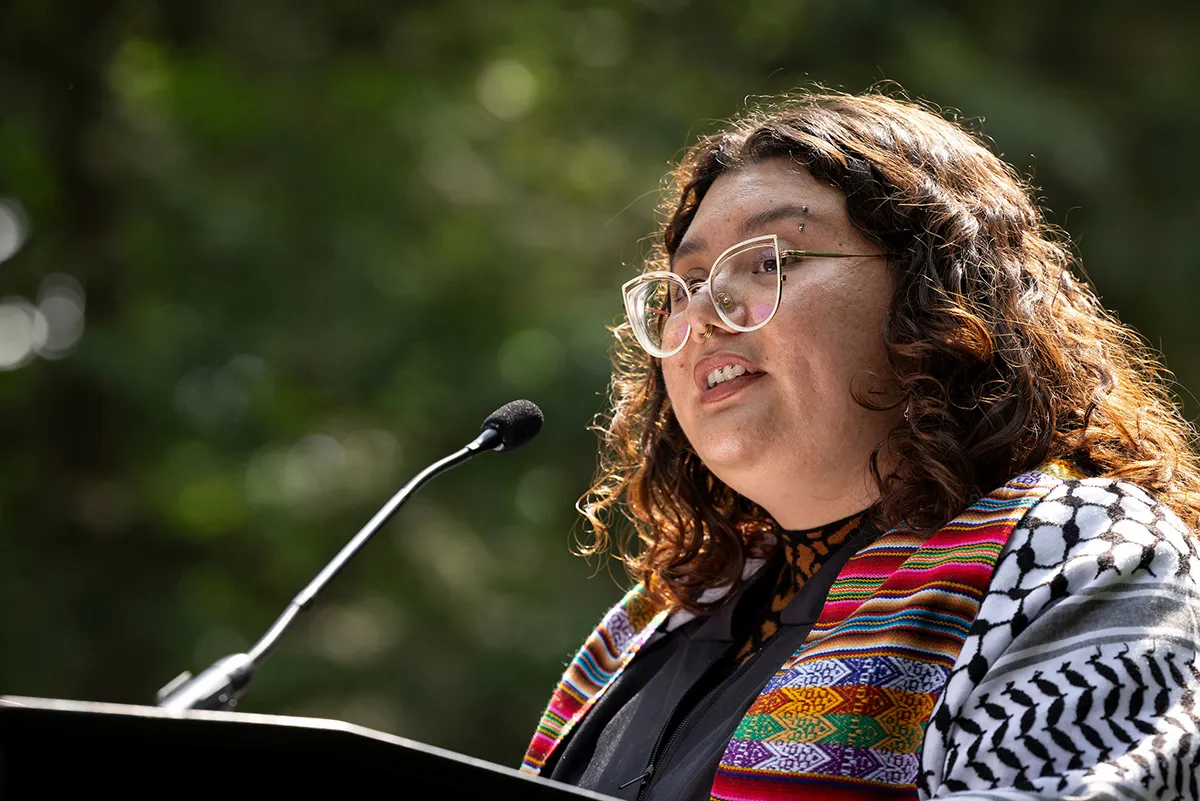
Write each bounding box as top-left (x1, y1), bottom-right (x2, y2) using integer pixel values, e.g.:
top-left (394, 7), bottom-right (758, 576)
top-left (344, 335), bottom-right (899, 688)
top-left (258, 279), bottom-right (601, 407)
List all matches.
top-left (683, 285), bottom-right (728, 343)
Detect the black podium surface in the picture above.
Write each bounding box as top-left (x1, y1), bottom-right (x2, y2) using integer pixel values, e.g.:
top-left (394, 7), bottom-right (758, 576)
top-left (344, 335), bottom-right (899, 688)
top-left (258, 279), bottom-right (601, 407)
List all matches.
top-left (0, 695), bottom-right (614, 798)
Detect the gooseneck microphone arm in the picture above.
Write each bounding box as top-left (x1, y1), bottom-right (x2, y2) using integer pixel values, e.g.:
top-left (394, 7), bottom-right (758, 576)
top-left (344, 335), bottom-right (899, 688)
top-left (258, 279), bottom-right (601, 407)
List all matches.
top-left (156, 401), bottom-right (542, 712)
top-left (247, 427), bottom-right (498, 668)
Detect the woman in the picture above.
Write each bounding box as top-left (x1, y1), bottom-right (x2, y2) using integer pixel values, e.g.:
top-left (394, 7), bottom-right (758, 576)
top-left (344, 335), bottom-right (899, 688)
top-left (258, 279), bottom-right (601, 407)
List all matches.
top-left (521, 90), bottom-right (1200, 800)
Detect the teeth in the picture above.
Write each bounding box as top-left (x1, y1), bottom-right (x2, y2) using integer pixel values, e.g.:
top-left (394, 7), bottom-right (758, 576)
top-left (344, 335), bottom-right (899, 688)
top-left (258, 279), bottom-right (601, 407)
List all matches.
top-left (707, 364), bottom-right (747, 388)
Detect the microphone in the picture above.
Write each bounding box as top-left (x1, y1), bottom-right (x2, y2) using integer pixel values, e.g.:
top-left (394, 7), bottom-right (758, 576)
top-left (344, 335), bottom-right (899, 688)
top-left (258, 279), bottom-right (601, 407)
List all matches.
top-left (155, 399), bottom-right (544, 712)
top-left (478, 398), bottom-right (543, 452)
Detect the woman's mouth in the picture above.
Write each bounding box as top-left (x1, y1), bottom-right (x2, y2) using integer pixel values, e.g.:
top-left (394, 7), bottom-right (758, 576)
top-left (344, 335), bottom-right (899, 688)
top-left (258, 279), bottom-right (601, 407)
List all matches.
top-left (707, 364), bottom-right (749, 388)
top-left (694, 355), bottom-right (765, 403)
top-left (701, 369), bottom-right (764, 403)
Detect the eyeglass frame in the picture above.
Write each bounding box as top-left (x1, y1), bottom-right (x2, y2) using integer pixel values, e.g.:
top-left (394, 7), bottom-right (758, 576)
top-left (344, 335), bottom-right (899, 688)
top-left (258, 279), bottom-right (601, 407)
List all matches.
top-left (621, 233), bottom-right (885, 358)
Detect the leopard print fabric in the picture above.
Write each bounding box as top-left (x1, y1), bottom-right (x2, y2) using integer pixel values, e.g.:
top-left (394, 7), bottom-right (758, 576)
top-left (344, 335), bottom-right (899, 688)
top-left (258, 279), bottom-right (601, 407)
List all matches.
top-left (733, 511), bottom-right (868, 664)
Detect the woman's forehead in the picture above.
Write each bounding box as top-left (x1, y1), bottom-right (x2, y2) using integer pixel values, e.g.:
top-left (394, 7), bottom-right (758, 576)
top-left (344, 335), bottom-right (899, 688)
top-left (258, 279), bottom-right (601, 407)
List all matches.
top-left (700, 159), bottom-right (843, 220)
top-left (676, 160), bottom-right (849, 260)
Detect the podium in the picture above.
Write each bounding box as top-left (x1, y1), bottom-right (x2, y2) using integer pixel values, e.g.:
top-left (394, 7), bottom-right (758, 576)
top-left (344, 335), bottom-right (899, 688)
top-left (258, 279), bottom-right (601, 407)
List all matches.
top-left (0, 696), bottom-right (613, 798)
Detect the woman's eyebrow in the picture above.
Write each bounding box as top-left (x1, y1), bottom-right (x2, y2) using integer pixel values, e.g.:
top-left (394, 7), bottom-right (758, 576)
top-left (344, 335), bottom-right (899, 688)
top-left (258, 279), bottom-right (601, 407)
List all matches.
top-left (671, 237), bottom-right (707, 267)
top-left (738, 204), bottom-right (813, 237)
top-left (670, 204), bottom-right (814, 268)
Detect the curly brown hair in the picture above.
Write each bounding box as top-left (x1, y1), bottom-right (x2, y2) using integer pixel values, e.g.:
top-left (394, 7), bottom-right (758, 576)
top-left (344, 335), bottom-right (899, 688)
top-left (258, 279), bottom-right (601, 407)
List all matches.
top-left (580, 89), bottom-right (1200, 614)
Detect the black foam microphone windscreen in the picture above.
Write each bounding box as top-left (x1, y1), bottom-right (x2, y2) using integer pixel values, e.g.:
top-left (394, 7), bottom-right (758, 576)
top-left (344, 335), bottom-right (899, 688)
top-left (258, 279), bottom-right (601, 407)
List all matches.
top-left (481, 399), bottom-right (544, 452)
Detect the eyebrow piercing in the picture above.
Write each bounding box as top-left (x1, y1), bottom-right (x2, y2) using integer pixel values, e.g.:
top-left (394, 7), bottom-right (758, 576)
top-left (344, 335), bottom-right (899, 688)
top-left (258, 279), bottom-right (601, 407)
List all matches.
top-left (797, 223), bottom-right (805, 232)
top-left (801, 205), bottom-right (808, 213)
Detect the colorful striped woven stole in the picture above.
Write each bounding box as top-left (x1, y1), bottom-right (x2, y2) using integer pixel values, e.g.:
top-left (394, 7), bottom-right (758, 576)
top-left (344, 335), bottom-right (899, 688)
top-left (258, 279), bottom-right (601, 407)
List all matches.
top-left (521, 467), bottom-right (1076, 791)
top-left (710, 469), bottom-right (1064, 800)
top-left (520, 583), bottom-right (668, 774)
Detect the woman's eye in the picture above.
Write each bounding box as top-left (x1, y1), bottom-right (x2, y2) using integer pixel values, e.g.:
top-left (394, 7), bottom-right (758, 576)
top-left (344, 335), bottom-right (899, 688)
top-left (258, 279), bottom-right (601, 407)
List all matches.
top-left (753, 251), bottom-right (780, 274)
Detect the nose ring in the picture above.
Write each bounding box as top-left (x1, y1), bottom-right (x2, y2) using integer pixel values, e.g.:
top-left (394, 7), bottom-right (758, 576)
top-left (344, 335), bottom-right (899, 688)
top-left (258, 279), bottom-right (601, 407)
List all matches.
top-left (699, 324), bottom-right (713, 340)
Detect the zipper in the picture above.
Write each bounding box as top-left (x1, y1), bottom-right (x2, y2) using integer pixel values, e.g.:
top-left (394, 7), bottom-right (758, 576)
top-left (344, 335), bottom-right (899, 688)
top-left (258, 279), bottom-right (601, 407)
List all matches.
top-left (622, 550), bottom-right (783, 798)
top-left (636, 682), bottom-right (726, 800)
top-left (623, 653), bottom-right (727, 801)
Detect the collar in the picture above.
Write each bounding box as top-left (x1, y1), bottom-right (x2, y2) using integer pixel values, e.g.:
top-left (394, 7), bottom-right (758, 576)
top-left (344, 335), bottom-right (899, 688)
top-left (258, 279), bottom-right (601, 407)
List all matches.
top-left (668, 518), bottom-right (877, 641)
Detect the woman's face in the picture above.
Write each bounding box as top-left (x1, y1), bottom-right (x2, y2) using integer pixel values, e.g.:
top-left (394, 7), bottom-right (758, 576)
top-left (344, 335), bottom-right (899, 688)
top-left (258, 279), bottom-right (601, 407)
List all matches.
top-left (660, 156), bottom-right (901, 529)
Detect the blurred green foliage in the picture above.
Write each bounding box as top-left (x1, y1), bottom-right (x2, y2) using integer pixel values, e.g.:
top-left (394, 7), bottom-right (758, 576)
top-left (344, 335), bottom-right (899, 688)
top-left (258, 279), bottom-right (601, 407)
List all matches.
top-left (1, 0), bottom-right (1197, 765)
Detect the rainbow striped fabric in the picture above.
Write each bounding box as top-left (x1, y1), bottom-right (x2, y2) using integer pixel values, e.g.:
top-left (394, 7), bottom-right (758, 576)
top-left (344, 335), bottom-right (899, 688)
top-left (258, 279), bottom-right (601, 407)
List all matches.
top-left (520, 582), bottom-right (668, 774)
top-left (521, 468), bottom-right (1071, 797)
top-left (710, 470), bottom-right (1064, 800)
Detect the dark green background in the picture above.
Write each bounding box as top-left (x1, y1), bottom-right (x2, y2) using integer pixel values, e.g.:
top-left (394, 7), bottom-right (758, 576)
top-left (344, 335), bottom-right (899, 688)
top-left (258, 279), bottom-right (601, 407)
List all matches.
top-left (2, 0), bottom-right (1196, 764)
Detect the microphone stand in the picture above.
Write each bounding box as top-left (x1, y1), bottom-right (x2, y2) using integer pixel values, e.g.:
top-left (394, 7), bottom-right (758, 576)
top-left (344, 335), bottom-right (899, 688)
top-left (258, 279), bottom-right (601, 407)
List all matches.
top-left (155, 427), bottom-right (503, 711)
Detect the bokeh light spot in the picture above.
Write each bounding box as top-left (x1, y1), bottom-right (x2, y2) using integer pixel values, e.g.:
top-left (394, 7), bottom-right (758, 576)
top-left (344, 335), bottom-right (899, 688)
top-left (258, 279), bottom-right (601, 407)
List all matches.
top-left (476, 59), bottom-right (538, 120)
top-left (109, 38), bottom-right (172, 124)
top-left (245, 429), bottom-right (398, 514)
top-left (283, 434), bottom-right (347, 504)
top-left (0, 198), bottom-right (30, 264)
top-left (173, 474), bottom-right (246, 538)
top-left (0, 297), bottom-right (45, 370)
top-left (35, 273), bottom-right (86, 359)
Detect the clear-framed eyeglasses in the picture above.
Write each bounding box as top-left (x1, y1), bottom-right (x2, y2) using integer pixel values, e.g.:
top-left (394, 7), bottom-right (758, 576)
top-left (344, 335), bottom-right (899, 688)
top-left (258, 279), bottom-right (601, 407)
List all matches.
top-left (621, 234), bottom-right (884, 358)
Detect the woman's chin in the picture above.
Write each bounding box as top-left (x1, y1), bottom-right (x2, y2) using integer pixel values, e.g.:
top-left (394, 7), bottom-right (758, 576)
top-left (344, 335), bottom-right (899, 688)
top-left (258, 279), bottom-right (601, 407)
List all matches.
top-left (696, 436), bottom-right (764, 484)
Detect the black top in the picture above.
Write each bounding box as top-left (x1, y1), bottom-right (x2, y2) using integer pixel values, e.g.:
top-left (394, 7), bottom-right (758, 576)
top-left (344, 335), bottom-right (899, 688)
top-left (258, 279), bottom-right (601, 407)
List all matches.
top-left (547, 519), bottom-right (876, 801)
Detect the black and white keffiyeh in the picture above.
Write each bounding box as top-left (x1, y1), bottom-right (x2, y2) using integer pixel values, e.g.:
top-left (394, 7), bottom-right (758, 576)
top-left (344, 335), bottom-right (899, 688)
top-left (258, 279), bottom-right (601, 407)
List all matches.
top-left (922, 478), bottom-right (1200, 800)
